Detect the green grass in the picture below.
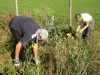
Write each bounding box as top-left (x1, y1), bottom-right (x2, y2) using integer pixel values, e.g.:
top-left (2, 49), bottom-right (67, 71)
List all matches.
top-left (0, 0), bottom-right (100, 74)
top-left (0, 0), bottom-right (100, 30)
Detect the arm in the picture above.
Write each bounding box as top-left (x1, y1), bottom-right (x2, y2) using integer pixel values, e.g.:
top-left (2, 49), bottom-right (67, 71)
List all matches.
top-left (82, 22), bottom-right (89, 31)
top-left (33, 43), bottom-right (38, 58)
top-left (15, 42), bottom-right (22, 59)
top-left (76, 25), bottom-right (81, 32)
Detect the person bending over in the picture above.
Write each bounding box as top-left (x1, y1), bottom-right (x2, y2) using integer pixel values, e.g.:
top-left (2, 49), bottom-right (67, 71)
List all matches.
top-left (75, 13), bottom-right (94, 39)
top-left (9, 16), bottom-right (48, 66)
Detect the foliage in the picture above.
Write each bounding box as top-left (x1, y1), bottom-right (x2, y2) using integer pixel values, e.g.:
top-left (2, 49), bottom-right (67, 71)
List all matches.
top-left (0, 1), bottom-right (100, 74)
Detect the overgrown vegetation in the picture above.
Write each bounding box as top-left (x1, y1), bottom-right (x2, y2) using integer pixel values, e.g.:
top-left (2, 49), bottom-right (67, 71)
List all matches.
top-left (0, 0), bottom-right (100, 75)
top-left (0, 8), bottom-right (100, 75)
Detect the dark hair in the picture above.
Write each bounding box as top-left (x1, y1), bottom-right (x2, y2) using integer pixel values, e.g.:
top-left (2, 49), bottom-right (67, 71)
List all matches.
top-left (75, 14), bottom-right (81, 20)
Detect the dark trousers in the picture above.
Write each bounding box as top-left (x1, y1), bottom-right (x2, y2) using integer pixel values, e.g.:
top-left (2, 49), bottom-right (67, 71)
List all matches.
top-left (10, 29), bottom-right (26, 62)
top-left (82, 28), bottom-right (88, 39)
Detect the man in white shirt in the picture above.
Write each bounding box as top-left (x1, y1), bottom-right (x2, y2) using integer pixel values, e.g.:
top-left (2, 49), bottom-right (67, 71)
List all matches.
top-left (75, 13), bottom-right (94, 39)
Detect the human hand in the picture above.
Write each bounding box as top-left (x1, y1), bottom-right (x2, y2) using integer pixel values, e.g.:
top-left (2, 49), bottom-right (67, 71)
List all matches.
top-left (75, 31), bottom-right (82, 38)
top-left (76, 28), bottom-right (80, 33)
top-left (76, 25), bottom-right (81, 33)
top-left (75, 32), bottom-right (79, 37)
top-left (79, 29), bottom-right (83, 34)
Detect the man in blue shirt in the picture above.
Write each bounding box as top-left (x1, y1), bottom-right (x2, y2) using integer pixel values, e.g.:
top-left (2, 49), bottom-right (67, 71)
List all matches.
top-left (9, 16), bottom-right (48, 66)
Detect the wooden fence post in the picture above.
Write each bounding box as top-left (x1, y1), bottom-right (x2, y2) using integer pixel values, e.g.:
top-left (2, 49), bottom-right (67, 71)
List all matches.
top-left (15, 0), bottom-right (18, 16)
top-left (69, 0), bottom-right (72, 33)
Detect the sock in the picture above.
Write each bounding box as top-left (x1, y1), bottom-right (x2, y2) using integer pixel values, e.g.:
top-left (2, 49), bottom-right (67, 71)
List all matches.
top-left (15, 58), bottom-right (19, 62)
top-left (33, 57), bottom-right (38, 61)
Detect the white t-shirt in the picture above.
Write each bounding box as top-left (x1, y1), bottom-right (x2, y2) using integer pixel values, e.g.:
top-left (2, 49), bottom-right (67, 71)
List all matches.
top-left (81, 13), bottom-right (93, 22)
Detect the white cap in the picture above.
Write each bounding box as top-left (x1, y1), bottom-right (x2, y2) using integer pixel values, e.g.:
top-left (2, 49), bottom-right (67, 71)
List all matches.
top-left (36, 29), bottom-right (48, 40)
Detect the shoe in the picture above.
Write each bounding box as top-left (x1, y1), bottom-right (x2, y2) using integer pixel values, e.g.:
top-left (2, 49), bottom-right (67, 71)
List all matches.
top-left (14, 59), bottom-right (20, 67)
top-left (33, 57), bottom-right (40, 65)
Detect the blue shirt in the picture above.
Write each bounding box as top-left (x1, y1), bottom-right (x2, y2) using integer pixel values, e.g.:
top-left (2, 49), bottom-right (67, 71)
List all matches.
top-left (10, 16), bottom-right (40, 46)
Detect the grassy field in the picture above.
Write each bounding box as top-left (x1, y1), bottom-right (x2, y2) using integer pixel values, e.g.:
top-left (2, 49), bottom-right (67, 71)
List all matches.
top-left (0, 0), bottom-right (100, 74)
top-left (0, 0), bottom-right (100, 30)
